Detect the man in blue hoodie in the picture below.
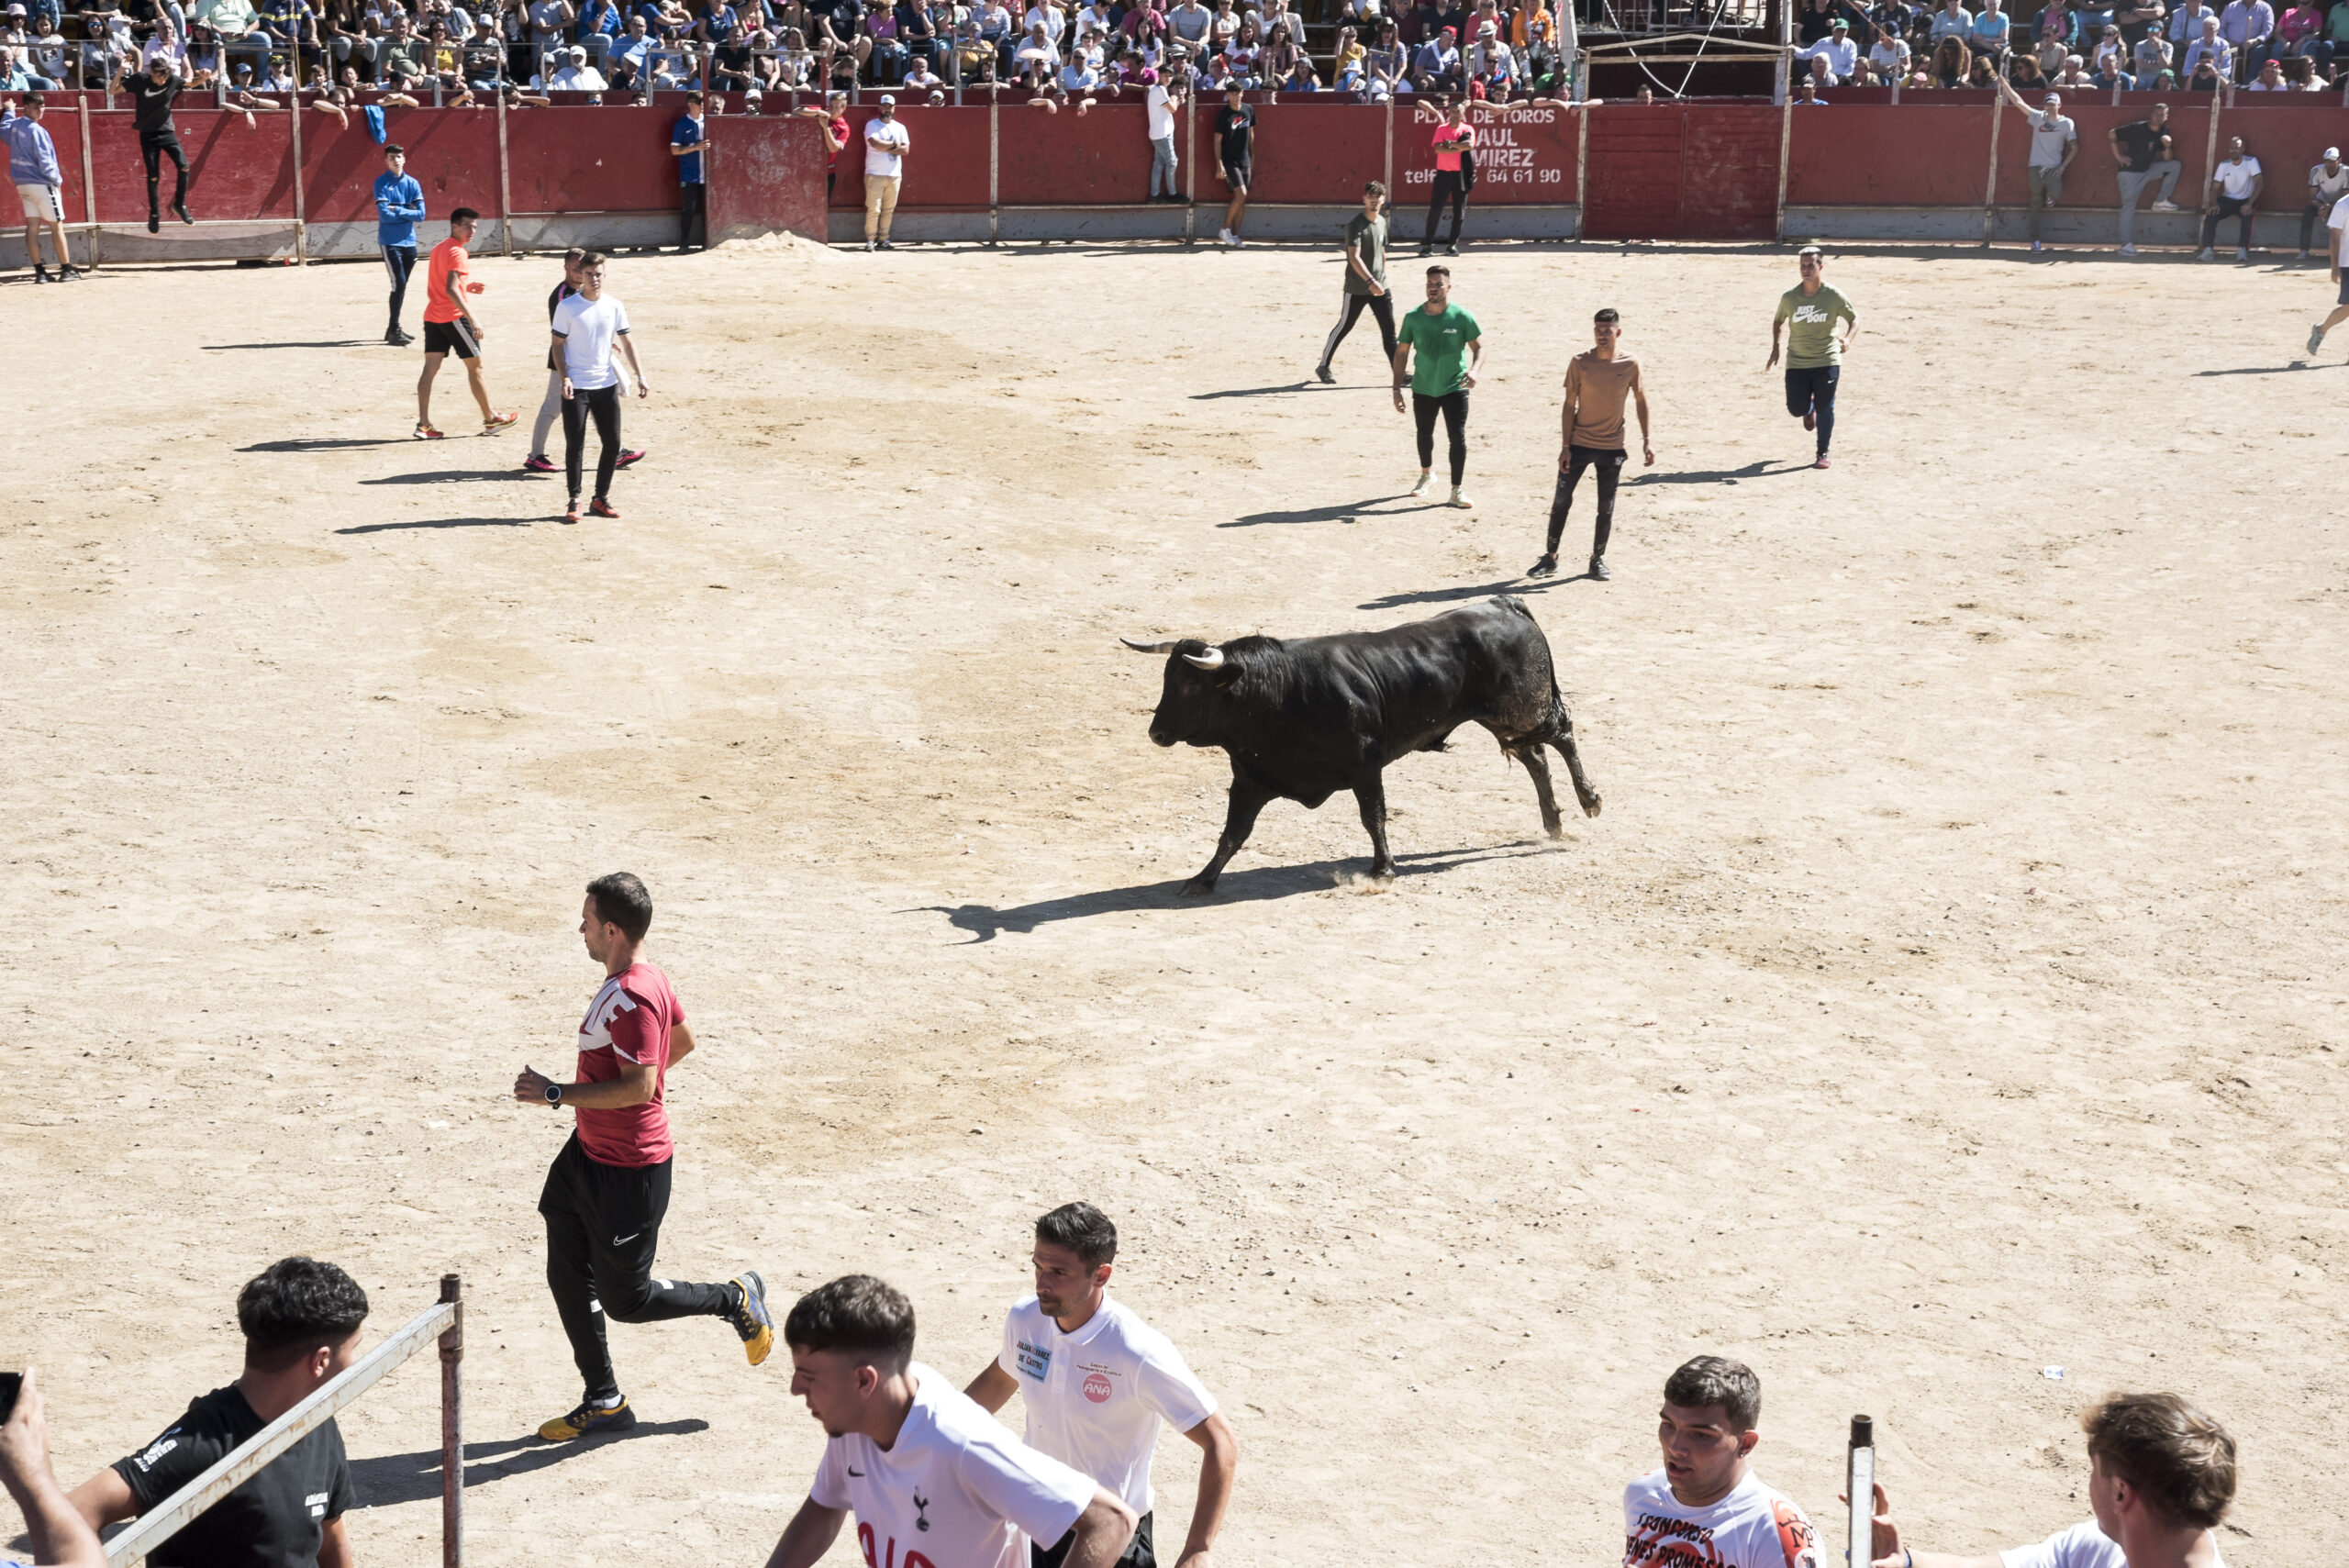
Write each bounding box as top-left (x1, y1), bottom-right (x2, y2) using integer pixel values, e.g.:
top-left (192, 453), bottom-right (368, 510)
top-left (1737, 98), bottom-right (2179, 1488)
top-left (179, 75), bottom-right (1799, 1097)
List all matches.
top-left (3, 92), bottom-right (77, 282)
top-left (373, 142), bottom-right (425, 346)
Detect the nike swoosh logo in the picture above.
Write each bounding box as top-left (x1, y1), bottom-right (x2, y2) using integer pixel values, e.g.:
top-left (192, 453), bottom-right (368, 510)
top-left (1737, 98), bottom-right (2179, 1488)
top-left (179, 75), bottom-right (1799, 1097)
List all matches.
top-left (847, 1467), bottom-right (864, 1477)
top-left (613, 1232), bottom-right (640, 1245)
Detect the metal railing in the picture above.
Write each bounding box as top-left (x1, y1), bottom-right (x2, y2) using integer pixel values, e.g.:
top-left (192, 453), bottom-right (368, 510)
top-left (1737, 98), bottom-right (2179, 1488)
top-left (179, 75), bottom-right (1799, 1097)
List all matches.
top-left (105, 1276), bottom-right (464, 1568)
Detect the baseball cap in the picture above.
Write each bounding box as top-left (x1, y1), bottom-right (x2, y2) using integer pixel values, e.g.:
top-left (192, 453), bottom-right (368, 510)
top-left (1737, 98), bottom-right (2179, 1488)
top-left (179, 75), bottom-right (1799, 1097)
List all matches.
top-left (2329, 145), bottom-right (2343, 159)
top-left (1829, 16), bottom-right (1847, 26)
top-left (878, 90), bottom-right (895, 102)
top-left (568, 42), bottom-right (584, 53)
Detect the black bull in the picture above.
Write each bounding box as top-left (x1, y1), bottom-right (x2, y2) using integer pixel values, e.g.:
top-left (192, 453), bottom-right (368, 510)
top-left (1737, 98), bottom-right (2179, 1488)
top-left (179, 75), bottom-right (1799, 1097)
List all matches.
top-left (1124, 596), bottom-right (1602, 894)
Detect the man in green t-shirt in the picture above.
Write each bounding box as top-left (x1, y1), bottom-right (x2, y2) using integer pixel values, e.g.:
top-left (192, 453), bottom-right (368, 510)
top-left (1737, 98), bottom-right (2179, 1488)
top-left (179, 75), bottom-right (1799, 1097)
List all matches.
top-left (1766, 245), bottom-right (1858, 470)
top-left (1391, 263), bottom-right (1484, 508)
top-left (1317, 180), bottom-right (1396, 384)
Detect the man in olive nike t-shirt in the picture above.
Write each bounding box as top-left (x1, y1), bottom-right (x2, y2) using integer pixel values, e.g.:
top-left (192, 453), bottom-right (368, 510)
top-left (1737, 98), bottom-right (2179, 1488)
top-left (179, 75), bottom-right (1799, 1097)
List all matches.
top-left (1766, 246), bottom-right (1857, 470)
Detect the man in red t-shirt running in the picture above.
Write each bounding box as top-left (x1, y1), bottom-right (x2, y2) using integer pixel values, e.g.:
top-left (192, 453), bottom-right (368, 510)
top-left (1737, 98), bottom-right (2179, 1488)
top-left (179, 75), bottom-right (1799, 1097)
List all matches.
top-left (415, 206), bottom-right (519, 440)
top-left (513, 873), bottom-right (774, 1441)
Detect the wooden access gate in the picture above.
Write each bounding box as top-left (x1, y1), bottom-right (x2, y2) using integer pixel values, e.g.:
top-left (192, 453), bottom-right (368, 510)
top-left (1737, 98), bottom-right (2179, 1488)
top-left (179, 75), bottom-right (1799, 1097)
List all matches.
top-left (1580, 104), bottom-right (1783, 241)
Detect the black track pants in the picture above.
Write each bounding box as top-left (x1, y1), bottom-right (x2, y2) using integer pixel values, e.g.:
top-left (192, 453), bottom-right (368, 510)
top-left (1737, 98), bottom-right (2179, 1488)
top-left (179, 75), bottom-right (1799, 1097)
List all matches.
top-left (1423, 168), bottom-right (1466, 246)
top-left (1412, 389), bottom-right (1469, 484)
top-left (140, 137), bottom-right (188, 211)
top-left (382, 244), bottom-right (416, 331)
top-left (1320, 290), bottom-right (1397, 369)
top-left (537, 1133), bottom-right (736, 1402)
top-left (562, 383), bottom-right (624, 502)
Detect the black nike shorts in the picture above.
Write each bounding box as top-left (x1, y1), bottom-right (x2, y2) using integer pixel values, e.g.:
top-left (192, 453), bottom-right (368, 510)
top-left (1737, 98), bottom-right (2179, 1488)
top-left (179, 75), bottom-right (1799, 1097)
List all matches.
top-left (422, 317), bottom-right (481, 359)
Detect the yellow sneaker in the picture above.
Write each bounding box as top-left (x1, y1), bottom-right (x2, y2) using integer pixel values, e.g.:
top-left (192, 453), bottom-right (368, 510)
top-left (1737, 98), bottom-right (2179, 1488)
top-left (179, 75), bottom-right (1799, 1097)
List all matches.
top-left (726, 1271), bottom-right (774, 1367)
top-left (539, 1396), bottom-right (636, 1442)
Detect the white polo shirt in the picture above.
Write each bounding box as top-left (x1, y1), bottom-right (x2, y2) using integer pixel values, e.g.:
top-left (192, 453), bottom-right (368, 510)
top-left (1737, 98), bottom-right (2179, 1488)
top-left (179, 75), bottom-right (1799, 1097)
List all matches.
top-left (865, 116), bottom-right (909, 178)
top-left (808, 1365), bottom-right (1095, 1568)
top-left (996, 1295), bottom-right (1218, 1516)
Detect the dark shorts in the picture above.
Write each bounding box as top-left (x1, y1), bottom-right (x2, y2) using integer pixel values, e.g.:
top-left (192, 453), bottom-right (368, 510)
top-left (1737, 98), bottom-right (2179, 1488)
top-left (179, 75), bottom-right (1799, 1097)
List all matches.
top-left (1222, 161), bottom-right (1250, 189)
top-left (422, 317), bottom-right (481, 359)
top-left (2338, 270), bottom-right (2349, 306)
top-left (1034, 1510), bottom-right (1154, 1568)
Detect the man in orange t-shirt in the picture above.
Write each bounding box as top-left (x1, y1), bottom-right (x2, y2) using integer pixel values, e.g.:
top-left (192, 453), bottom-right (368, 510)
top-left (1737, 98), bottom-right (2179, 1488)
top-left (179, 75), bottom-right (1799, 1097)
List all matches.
top-left (415, 206), bottom-right (518, 439)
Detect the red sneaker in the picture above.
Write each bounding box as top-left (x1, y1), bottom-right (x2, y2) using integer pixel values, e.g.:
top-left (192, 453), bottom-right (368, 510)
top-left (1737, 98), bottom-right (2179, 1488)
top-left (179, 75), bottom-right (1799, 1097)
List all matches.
top-left (1814, 455), bottom-right (1832, 469)
top-left (482, 411), bottom-right (519, 433)
top-left (414, 422), bottom-right (446, 440)
top-left (615, 449), bottom-right (647, 469)
top-left (588, 497), bottom-right (620, 518)
top-left (523, 453), bottom-right (556, 473)
top-left (562, 499), bottom-right (583, 523)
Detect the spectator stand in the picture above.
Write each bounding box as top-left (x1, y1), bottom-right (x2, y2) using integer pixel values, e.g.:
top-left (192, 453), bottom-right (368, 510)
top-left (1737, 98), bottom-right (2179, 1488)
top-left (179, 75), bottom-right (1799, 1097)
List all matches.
top-left (105, 1277), bottom-right (465, 1568)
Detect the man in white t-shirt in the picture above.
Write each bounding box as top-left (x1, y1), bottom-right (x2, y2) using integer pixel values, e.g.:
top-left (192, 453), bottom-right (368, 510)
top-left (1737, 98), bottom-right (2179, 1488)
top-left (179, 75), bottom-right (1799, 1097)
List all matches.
top-left (547, 250), bottom-right (649, 523)
top-left (2306, 186), bottom-right (2349, 357)
top-left (965, 1204), bottom-right (1238, 1568)
top-left (863, 92), bottom-right (910, 251)
top-left (1144, 66), bottom-right (1185, 202)
top-left (763, 1275), bottom-right (1140, 1568)
top-left (1621, 1356), bottom-right (1826, 1568)
top-left (1856, 1391), bottom-right (2235, 1568)
top-left (2294, 144), bottom-right (2346, 262)
top-left (2196, 135), bottom-right (2261, 261)
top-left (1994, 75), bottom-right (2076, 254)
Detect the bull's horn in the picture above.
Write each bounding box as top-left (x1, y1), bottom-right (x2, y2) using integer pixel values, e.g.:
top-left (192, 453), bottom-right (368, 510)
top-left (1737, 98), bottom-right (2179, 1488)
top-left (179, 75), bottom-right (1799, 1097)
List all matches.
top-left (1182, 647), bottom-right (1227, 671)
top-left (1119, 637), bottom-right (1181, 653)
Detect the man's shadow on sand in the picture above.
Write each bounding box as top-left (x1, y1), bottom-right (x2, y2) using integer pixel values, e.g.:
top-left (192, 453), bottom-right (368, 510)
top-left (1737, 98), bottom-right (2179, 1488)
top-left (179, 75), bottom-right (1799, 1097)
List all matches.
top-left (345, 1418), bottom-right (710, 1507)
top-left (909, 840), bottom-right (1561, 942)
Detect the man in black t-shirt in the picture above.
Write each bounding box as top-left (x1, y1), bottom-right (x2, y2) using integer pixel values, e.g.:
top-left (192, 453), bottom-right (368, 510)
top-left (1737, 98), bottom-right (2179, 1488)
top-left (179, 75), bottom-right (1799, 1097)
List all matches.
top-left (67, 1258), bottom-right (370, 1568)
top-left (2110, 99), bottom-right (2181, 253)
top-left (1212, 83), bottom-right (1252, 247)
top-left (110, 57), bottom-right (193, 233)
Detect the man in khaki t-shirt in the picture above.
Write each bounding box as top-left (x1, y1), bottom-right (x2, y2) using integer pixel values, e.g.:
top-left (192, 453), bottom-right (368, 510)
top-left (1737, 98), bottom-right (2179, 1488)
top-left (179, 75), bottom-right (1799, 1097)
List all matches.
top-left (1530, 306), bottom-right (1652, 584)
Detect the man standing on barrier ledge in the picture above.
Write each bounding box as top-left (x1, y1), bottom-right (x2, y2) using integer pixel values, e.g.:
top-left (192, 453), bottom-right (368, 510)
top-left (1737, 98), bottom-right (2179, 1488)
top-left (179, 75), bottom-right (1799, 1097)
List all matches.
top-left (671, 88), bottom-right (709, 251)
top-left (114, 56), bottom-right (193, 233)
top-left (513, 873), bottom-right (774, 1441)
top-left (1993, 74), bottom-right (2077, 256)
top-left (66, 1257), bottom-right (367, 1568)
top-left (1622, 1356), bottom-right (1827, 1568)
top-left (2110, 102), bottom-right (2180, 257)
top-left (963, 1203), bottom-right (1238, 1568)
top-left (373, 143), bottom-right (423, 345)
top-left (763, 1275), bottom-right (1141, 1568)
top-left (1768, 245), bottom-right (1855, 471)
top-left (863, 94), bottom-right (909, 251)
top-left (1393, 261), bottom-right (1482, 508)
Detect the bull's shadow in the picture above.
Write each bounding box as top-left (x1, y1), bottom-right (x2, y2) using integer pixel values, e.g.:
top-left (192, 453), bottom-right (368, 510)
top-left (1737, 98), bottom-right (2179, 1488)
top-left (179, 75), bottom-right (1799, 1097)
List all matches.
top-left (911, 840), bottom-right (1558, 942)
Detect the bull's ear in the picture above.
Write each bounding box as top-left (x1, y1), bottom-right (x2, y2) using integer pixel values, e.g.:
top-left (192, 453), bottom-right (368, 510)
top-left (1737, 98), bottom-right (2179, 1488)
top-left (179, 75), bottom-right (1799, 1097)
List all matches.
top-left (1119, 637), bottom-right (1181, 654)
top-left (1181, 647), bottom-right (1227, 671)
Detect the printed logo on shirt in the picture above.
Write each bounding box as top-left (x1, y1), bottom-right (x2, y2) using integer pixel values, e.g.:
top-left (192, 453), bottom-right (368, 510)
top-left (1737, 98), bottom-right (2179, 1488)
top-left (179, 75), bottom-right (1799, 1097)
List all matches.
top-left (1625, 1512), bottom-right (1730, 1568)
top-left (1079, 1362), bottom-right (1118, 1403)
top-left (133, 1436), bottom-right (179, 1473)
top-left (856, 1522), bottom-right (937, 1568)
top-left (306, 1490), bottom-right (330, 1519)
top-left (1771, 1501), bottom-right (1820, 1568)
top-left (1015, 1338), bottom-right (1052, 1381)
top-left (912, 1490), bottom-right (931, 1531)
top-left (1790, 304), bottom-right (1836, 324)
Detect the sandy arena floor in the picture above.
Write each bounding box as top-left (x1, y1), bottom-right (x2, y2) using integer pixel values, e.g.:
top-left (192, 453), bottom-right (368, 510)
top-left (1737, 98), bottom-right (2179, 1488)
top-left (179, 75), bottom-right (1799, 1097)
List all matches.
top-left (2, 234), bottom-right (2343, 1566)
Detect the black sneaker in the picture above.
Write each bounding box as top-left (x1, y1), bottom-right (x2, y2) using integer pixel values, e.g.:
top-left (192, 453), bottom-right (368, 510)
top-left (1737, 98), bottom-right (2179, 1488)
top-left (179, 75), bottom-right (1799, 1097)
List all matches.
top-left (1527, 552), bottom-right (1558, 578)
top-left (173, 200), bottom-right (193, 225)
top-left (1314, 363), bottom-right (1334, 384)
top-left (33, 266), bottom-right (52, 284)
top-left (58, 266), bottom-right (82, 281)
top-left (1443, 243), bottom-right (1459, 257)
top-left (1589, 556), bottom-right (1611, 581)
top-left (147, 211), bottom-right (160, 234)
top-left (538, 1396), bottom-right (637, 1442)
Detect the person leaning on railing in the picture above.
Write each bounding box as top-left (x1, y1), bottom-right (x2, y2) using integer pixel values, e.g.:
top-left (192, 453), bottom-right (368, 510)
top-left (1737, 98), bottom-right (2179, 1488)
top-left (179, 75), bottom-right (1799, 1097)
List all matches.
top-left (0, 1369), bottom-right (105, 1568)
top-left (65, 1258), bottom-right (371, 1568)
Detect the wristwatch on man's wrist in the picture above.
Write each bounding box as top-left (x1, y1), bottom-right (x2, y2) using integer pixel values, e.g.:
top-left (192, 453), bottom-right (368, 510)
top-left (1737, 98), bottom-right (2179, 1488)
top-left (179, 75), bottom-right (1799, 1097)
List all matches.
top-left (544, 1082), bottom-right (564, 1106)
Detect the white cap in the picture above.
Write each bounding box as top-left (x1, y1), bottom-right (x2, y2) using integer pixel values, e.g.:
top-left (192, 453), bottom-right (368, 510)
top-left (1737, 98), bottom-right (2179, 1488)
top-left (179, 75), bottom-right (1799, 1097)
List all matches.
top-left (2330, 145), bottom-right (2343, 160)
top-left (879, 91), bottom-right (896, 102)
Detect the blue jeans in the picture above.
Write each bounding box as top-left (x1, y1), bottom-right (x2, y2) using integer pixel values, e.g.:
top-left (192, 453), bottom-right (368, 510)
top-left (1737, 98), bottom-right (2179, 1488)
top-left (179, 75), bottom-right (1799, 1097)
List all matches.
top-left (1785, 364), bottom-right (1840, 456)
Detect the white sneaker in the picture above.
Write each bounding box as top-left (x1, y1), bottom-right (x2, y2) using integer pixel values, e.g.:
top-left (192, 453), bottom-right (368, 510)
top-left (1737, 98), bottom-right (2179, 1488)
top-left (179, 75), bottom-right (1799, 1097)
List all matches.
top-left (1447, 486), bottom-right (1473, 508)
top-left (2235, 247), bottom-right (2249, 261)
top-left (2117, 243), bottom-right (2139, 255)
top-left (2151, 199), bottom-right (2180, 212)
top-left (1408, 472), bottom-right (1431, 497)
top-left (1229, 232), bottom-right (1244, 248)
top-left (2197, 247), bottom-right (2215, 261)
top-left (1217, 227), bottom-right (1232, 245)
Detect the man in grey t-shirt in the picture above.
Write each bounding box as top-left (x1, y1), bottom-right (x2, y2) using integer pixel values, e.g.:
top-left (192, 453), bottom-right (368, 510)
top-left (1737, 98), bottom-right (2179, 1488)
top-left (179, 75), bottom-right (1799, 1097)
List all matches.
top-left (1997, 75), bottom-right (2077, 252)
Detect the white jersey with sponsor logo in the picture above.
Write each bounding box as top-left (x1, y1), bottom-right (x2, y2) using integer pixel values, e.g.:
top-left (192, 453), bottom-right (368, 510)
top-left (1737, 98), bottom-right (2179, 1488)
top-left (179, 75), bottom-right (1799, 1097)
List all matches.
top-left (808, 1364), bottom-right (1096, 1568)
top-left (1999, 1518), bottom-right (2228, 1568)
top-left (1622, 1468), bottom-right (1824, 1568)
top-left (996, 1294), bottom-right (1218, 1515)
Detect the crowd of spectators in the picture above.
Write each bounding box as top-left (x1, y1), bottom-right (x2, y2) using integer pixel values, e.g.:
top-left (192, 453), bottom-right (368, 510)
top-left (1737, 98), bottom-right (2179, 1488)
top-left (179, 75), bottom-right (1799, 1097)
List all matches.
top-left (0, 0), bottom-right (1590, 103)
top-left (1791, 0), bottom-right (2349, 90)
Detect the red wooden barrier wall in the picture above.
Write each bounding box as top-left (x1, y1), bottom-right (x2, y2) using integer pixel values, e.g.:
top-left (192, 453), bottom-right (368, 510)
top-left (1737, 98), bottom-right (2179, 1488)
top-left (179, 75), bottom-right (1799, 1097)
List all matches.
top-left (1583, 104), bottom-right (1777, 239)
top-left (301, 107), bottom-right (503, 225)
top-left (505, 106), bottom-right (680, 214)
top-left (1391, 100), bottom-right (1579, 206)
top-left (999, 104), bottom-right (1153, 206)
top-left (85, 109), bottom-right (295, 225)
top-left (1786, 105), bottom-right (1991, 206)
top-left (707, 113), bottom-right (828, 238)
top-left (826, 106), bottom-right (990, 210)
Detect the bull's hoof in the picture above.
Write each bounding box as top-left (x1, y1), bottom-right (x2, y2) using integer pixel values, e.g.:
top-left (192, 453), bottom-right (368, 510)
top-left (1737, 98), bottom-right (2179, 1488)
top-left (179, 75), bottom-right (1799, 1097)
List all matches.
top-left (1582, 796), bottom-right (1604, 818)
top-left (1543, 820), bottom-right (1566, 840)
top-left (1368, 861), bottom-right (1397, 880)
top-left (1180, 876), bottom-right (1219, 897)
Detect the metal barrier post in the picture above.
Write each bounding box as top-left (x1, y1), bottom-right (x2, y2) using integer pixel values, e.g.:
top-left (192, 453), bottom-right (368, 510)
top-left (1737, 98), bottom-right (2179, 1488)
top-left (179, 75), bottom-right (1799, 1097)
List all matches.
top-left (1182, 91), bottom-right (1195, 243)
top-left (289, 83), bottom-right (307, 261)
top-left (439, 1274), bottom-right (463, 1568)
top-left (987, 88), bottom-right (999, 244)
top-left (496, 83), bottom-right (515, 254)
top-left (2198, 89), bottom-right (2221, 244)
top-left (1979, 93), bottom-right (2002, 245)
top-left (1574, 99), bottom-right (1587, 239)
top-left (77, 91), bottom-right (98, 268)
top-left (1775, 55), bottom-right (1791, 238)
